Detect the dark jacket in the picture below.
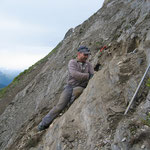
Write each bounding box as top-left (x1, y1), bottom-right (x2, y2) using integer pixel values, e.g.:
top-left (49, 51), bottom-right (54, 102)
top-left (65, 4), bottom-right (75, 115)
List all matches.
top-left (67, 59), bottom-right (94, 88)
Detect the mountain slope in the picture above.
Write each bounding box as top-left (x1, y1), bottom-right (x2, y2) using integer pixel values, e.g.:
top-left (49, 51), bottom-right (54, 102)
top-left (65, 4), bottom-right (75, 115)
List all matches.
top-left (0, 0), bottom-right (150, 150)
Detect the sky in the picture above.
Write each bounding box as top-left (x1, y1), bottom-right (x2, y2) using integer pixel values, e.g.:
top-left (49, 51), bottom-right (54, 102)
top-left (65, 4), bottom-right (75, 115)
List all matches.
top-left (0, 0), bottom-right (104, 71)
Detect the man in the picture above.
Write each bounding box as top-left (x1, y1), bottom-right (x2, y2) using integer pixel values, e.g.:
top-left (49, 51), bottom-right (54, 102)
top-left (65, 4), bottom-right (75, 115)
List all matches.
top-left (38, 46), bottom-right (94, 131)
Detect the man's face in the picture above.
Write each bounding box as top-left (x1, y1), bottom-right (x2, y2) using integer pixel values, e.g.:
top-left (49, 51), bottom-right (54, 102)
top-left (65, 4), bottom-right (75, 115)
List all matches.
top-left (77, 52), bottom-right (89, 62)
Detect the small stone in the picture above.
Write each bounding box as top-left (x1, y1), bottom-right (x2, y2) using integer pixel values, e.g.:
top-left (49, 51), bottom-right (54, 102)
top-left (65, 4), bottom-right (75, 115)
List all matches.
top-left (69, 144), bottom-right (73, 149)
top-left (121, 137), bottom-right (126, 142)
top-left (59, 113), bottom-right (63, 116)
top-left (68, 136), bottom-right (75, 142)
top-left (61, 137), bottom-right (65, 142)
top-left (144, 125), bottom-right (149, 129)
top-left (117, 61), bottom-right (123, 65)
top-left (79, 140), bottom-right (82, 144)
top-left (63, 145), bottom-right (67, 149)
top-left (141, 145), bottom-right (145, 149)
top-left (123, 132), bottom-right (128, 137)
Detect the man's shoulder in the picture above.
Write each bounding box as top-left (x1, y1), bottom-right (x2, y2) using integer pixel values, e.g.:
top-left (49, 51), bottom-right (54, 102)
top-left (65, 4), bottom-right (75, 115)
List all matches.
top-left (69, 59), bottom-right (77, 64)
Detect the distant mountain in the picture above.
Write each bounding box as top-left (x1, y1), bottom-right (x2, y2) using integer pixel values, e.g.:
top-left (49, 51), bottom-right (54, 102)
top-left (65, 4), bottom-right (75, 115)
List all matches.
top-left (0, 83), bottom-right (6, 89)
top-left (0, 69), bottom-right (21, 79)
top-left (0, 71), bottom-right (12, 86)
top-left (0, 69), bottom-right (21, 88)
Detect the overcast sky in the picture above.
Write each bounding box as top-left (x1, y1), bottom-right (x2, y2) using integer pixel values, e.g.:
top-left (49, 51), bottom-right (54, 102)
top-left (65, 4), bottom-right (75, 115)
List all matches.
top-left (0, 0), bottom-right (104, 71)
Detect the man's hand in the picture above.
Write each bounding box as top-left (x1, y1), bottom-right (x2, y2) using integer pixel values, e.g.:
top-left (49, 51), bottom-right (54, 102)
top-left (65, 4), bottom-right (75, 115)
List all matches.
top-left (89, 73), bottom-right (93, 79)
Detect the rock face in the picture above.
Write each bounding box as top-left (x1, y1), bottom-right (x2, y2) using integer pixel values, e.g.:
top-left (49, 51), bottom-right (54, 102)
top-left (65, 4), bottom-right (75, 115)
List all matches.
top-left (0, 0), bottom-right (150, 150)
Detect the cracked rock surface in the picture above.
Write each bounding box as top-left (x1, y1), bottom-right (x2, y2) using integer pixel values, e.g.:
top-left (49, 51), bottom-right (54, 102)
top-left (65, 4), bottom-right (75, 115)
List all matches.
top-left (0, 0), bottom-right (150, 150)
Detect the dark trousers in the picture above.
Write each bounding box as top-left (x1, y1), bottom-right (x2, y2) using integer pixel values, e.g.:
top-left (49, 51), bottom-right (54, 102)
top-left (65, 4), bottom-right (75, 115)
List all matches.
top-left (40, 85), bottom-right (84, 127)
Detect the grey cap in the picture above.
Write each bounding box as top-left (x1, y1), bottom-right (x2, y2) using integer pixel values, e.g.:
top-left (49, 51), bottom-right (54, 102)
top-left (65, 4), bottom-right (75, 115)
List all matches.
top-left (78, 46), bottom-right (91, 54)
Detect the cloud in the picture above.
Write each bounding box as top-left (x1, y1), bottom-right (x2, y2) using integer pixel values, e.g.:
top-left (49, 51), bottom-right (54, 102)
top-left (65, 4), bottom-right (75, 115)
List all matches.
top-left (0, 14), bottom-right (52, 33)
top-left (0, 0), bottom-right (104, 70)
top-left (0, 17), bottom-right (56, 50)
top-left (0, 16), bottom-right (20, 31)
top-left (0, 0), bottom-right (103, 47)
top-left (0, 46), bottom-right (54, 70)
top-left (0, 15), bottom-right (50, 38)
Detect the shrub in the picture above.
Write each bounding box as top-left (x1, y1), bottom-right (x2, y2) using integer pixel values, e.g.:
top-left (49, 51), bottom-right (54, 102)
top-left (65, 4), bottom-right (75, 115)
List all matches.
top-left (146, 78), bottom-right (150, 88)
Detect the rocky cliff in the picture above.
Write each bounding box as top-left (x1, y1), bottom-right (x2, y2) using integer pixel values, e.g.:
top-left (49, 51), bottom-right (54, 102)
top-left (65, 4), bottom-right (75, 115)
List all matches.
top-left (0, 0), bottom-right (150, 150)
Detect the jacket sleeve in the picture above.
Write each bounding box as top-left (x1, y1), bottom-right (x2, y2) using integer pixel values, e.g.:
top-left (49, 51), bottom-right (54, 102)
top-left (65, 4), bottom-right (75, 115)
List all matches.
top-left (68, 60), bottom-right (89, 81)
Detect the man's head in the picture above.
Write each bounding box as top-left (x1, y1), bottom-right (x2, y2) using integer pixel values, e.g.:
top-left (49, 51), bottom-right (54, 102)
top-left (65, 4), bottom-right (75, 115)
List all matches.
top-left (77, 46), bottom-right (91, 62)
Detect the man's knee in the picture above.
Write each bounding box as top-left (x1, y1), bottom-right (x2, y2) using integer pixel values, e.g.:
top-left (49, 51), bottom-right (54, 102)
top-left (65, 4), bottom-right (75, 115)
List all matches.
top-left (72, 87), bottom-right (84, 99)
top-left (50, 105), bottom-right (63, 115)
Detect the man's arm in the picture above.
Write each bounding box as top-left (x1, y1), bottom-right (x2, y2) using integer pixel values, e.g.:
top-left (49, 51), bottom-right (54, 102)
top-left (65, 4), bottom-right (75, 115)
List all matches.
top-left (68, 60), bottom-right (89, 81)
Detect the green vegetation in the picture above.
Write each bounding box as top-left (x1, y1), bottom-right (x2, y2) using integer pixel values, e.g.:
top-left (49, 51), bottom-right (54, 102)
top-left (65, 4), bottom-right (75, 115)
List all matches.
top-left (138, 78), bottom-right (150, 127)
top-left (129, 122), bottom-right (138, 135)
top-left (95, 41), bottom-right (102, 46)
top-left (141, 112), bottom-right (150, 127)
top-left (0, 87), bottom-right (7, 98)
top-left (124, 24), bottom-right (131, 30)
top-left (139, 79), bottom-right (150, 127)
top-left (94, 40), bottom-right (104, 50)
top-left (0, 42), bottom-right (62, 98)
top-left (146, 78), bottom-right (150, 88)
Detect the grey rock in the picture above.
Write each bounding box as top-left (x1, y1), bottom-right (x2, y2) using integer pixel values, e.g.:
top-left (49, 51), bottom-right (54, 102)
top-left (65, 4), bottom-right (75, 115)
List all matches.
top-left (0, 0), bottom-right (150, 150)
